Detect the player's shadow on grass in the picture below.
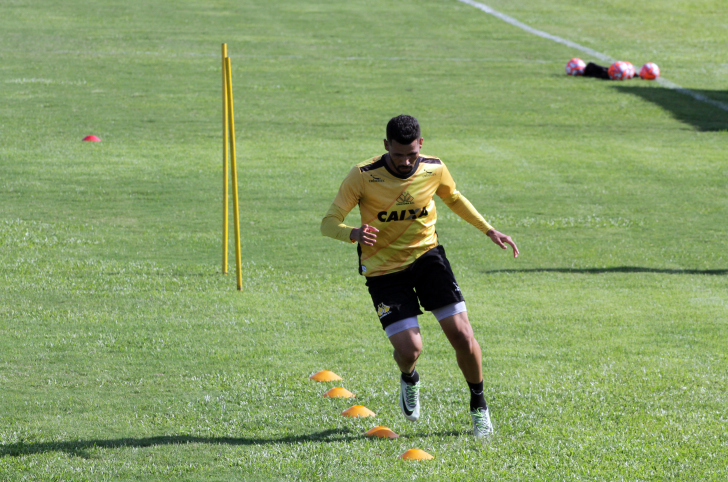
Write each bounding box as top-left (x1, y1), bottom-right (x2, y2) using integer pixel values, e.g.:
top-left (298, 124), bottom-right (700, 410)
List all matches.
top-left (613, 86), bottom-right (728, 131)
top-left (402, 430), bottom-right (468, 439)
top-left (482, 266), bottom-right (727, 275)
top-left (1, 429), bottom-right (473, 459)
top-left (0, 429), bottom-right (353, 459)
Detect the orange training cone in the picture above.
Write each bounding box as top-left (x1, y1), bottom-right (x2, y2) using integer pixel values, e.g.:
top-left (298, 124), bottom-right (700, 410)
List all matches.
top-left (82, 135), bottom-right (101, 142)
top-left (309, 370), bottom-right (343, 382)
top-left (399, 449), bottom-right (434, 460)
top-left (323, 387), bottom-right (354, 398)
top-left (364, 426), bottom-right (399, 439)
top-left (341, 405), bottom-right (375, 418)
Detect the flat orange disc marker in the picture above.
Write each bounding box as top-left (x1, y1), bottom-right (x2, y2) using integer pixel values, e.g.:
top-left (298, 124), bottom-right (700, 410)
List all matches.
top-left (399, 449), bottom-right (434, 460)
top-left (309, 370), bottom-right (343, 382)
top-left (323, 387), bottom-right (355, 398)
top-left (341, 405), bottom-right (376, 418)
top-left (364, 426), bottom-right (399, 439)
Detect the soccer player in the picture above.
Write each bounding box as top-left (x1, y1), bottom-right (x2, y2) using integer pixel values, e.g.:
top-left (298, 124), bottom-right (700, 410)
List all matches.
top-left (320, 115), bottom-right (519, 437)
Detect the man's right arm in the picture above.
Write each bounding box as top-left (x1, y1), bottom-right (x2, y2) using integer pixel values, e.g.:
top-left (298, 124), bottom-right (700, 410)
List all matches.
top-left (321, 203), bottom-right (357, 243)
top-left (320, 166), bottom-right (363, 243)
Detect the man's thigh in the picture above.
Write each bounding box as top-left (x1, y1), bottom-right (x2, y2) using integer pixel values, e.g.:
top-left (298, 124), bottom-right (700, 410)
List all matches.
top-left (366, 270), bottom-right (423, 330)
top-left (413, 246), bottom-right (465, 312)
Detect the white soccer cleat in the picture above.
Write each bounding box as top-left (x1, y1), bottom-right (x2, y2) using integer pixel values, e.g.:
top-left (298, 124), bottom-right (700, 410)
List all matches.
top-left (399, 379), bottom-right (421, 421)
top-left (471, 407), bottom-right (493, 437)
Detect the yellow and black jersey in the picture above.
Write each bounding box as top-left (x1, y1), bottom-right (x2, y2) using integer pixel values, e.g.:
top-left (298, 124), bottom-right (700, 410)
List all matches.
top-left (321, 154), bottom-right (493, 277)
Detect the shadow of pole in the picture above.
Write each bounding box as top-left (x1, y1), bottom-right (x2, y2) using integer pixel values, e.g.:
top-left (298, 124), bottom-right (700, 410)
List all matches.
top-left (480, 266), bottom-right (727, 275)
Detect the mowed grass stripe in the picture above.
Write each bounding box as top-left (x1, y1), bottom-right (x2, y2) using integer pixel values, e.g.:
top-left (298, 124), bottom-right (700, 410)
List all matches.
top-left (1, 0), bottom-right (726, 480)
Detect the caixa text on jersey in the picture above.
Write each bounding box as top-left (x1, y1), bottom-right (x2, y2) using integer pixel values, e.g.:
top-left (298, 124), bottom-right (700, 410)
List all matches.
top-left (377, 207), bottom-right (430, 222)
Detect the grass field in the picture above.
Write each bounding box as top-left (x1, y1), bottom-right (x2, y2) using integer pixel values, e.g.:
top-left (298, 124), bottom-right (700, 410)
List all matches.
top-left (1, 0), bottom-right (727, 480)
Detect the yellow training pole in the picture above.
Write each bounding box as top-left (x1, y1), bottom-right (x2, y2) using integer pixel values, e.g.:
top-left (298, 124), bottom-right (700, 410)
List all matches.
top-left (225, 56), bottom-right (243, 291)
top-left (222, 44), bottom-right (229, 274)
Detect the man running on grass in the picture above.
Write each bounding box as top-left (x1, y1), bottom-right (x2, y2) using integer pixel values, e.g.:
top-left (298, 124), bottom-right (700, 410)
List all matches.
top-left (320, 115), bottom-right (518, 437)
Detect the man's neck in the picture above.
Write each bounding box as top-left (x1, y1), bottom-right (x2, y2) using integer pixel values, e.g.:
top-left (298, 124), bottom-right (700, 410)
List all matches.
top-left (383, 153), bottom-right (418, 179)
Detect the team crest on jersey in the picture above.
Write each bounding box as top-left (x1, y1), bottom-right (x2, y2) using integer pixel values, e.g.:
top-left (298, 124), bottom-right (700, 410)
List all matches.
top-left (368, 174), bottom-right (385, 183)
top-left (396, 191), bottom-right (415, 205)
top-left (421, 169), bottom-right (435, 178)
top-left (377, 303), bottom-right (391, 319)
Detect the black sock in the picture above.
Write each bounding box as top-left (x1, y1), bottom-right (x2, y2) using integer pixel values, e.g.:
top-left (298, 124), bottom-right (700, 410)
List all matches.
top-left (467, 380), bottom-right (487, 412)
top-left (401, 369), bottom-right (419, 386)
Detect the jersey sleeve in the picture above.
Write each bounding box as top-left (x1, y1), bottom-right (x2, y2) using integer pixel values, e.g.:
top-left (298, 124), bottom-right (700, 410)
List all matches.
top-left (435, 162), bottom-right (457, 199)
top-left (436, 163), bottom-right (494, 235)
top-left (320, 166), bottom-right (362, 243)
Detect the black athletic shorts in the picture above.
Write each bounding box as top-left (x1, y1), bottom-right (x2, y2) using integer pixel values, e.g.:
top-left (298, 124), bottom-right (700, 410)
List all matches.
top-left (365, 245), bottom-right (465, 330)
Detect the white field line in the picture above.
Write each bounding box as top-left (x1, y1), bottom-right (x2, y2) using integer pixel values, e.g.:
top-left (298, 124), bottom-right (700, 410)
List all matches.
top-left (457, 0), bottom-right (728, 113)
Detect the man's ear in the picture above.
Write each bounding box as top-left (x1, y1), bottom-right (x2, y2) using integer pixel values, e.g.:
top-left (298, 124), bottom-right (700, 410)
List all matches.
top-left (383, 139), bottom-right (390, 152)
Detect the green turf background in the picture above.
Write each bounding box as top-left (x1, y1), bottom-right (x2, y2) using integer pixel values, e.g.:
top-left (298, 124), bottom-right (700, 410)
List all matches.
top-left (1, 0), bottom-right (726, 480)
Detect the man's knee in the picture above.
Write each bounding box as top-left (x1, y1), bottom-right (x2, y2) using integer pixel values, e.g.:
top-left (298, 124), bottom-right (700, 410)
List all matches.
top-left (439, 313), bottom-right (478, 353)
top-left (389, 326), bottom-right (422, 366)
top-left (447, 326), bottom-right (477, 354)
top-left (394, 344), bottom-right (421, 365)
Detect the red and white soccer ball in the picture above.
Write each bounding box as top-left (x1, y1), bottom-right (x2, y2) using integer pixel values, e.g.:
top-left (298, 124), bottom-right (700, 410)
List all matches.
top-left (565, 58), bottom-right (586, 76)
top-left (608, 61), bottom-right (635, 80)
top-left (639, 62), bottom-right (660, 80)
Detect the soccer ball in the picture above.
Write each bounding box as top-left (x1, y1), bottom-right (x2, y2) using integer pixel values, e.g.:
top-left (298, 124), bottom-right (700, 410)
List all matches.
top-left (639, 62), bottom-right (660, 80)
top-left (608, 61), bottom-right (635, 80)
top-left (565, 58), bottom-right (586, 76)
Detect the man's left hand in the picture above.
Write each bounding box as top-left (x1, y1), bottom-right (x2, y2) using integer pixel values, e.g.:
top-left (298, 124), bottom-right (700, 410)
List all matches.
top-left (486, 229), bottom-right (519, 258)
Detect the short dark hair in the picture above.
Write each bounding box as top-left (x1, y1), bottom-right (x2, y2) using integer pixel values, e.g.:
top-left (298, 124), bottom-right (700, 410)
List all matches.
top-left (386, 115), bottom-right (421, 144)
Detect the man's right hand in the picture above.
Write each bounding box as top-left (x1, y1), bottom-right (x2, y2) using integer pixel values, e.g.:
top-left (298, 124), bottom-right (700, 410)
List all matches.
top-left (350, 224), bottom-right (379, 246)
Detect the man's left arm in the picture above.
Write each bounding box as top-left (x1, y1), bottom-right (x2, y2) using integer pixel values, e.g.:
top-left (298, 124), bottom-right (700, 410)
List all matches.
top-left (437, 165), bottom-right (519, 258)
